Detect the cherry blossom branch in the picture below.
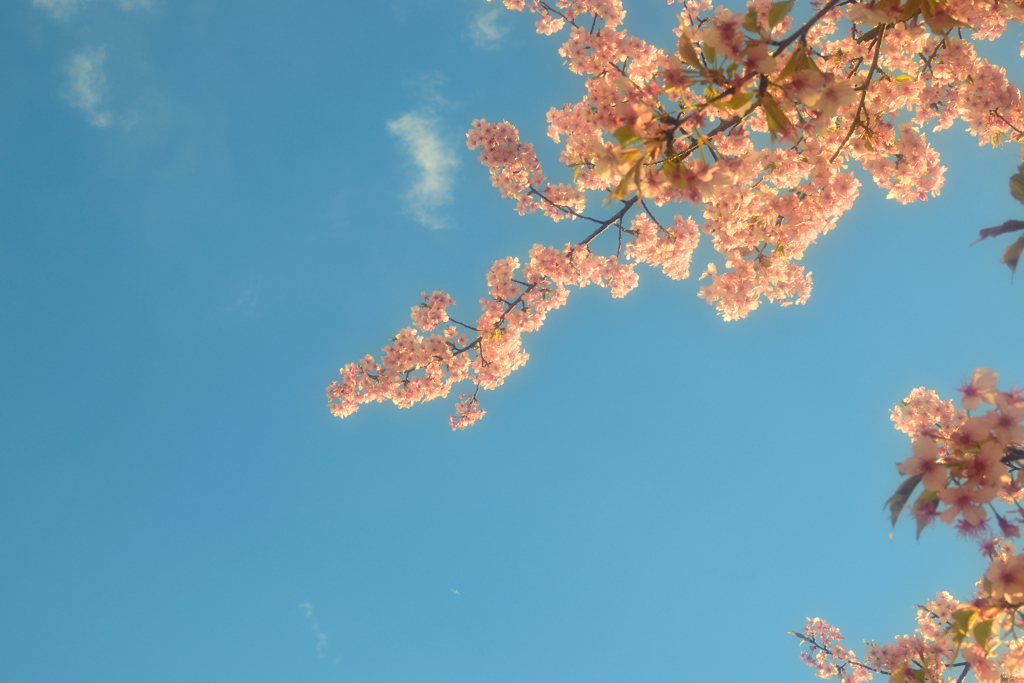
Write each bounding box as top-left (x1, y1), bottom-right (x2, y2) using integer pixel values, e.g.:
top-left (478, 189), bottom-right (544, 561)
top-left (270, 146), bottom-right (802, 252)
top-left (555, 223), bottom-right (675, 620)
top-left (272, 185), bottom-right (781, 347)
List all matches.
top-left (527, 187), bottom-right (605, 225)
top-left (640, 199), bottom-right (664, 229)
top-left (771, 0), bottom-right (847, 56)
top-left (992, 109), bottom-right (1024, 137)
top-left (575, 196), bottom-right (639, 248)
top-left (446, 317), bottom-right (478, 331)
top-left (659, 116), bottom-right (741, 165)
top-left (333, 0), bottom-right (1024, 426)
top-left (830, 25), bottom-right (885, 163)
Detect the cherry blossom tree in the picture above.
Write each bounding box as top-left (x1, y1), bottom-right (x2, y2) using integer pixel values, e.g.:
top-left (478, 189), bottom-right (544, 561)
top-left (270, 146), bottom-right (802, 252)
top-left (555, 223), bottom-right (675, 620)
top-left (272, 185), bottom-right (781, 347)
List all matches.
top-left (326, 1), bottom-right (1024, 678)
top-left (795, 368), bottom-right (1024, 683)
top-left (327, 0), bottom-right (1024, 429)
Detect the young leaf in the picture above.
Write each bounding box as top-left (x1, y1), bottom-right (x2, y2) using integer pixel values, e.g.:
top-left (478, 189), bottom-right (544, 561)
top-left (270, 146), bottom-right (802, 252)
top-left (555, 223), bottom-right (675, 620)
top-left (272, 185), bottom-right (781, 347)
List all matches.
top-left (778, 47), bottom-right (803, 80)
top-left (913, 489), bottom-right (939, 540)
top-left (884, 474), bottom-right (922, 537)
top-left (950, 608), bottom-right (977, 646)
top-left (760, 95), bottom-right (791, 142)
top-left (743, 7), bottom-right (760, 33)
top-left (1010, 164), bottom-right (1024, 204)
top-left (662, 160), bottom-right (687, 189)
top-left (613, 126), bottom-right (638, 145)
top-left (971, 219), bottom-right (1024, 245)
top-left (1002, 232), bottom-right (1024, 281)
top-left (723, 92), bottom-right (753, 110)
top-left (973, 618), bottom-right (995, 652)
top-left (768, 0), bottom-right (794, 28)
top-left (778, 42), bottom-right (820, 80)
top-left (901, 0), bottom-right (923, 22)
top-left (677, 32), bottom-right (702, 69)
top-left (607, 159), bottom-right (643, 203)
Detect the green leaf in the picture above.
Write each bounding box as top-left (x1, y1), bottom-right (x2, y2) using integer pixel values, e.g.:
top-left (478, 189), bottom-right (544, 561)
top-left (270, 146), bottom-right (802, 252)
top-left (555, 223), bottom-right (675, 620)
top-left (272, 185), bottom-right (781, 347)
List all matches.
top-left (1002, 232), bottom-right (1024, 282)
top-left (743, 7), bottom-right (760, 33)
top-left (950, 608), bottom-right (977, 646)
top-left (722, 92), bottom-right (754, 111)
top-left (913, 667), bottom-right (927, 683)
top-left (613, 126), bottom-right (638, 145)
top-left (778, 48), bottom-right (801, 80)
top-left (973, 618), bottom-right (995, 651)
top-left (913, 489), bottom-right (939, 539)
top-left (778, 42), bottom-right (820, 80)
top-left (607, 159), bottom-right (642, 203)
top-left (768, 0), bottom-right (794, 28)
top-left (761, 96), bottom-right (791, 143)
top-left (901, 0), bottom-right (922, 22)
top-left (972, 219), bottom-right (1024, 244)
top-left (662, 160), bottom-right (687, 189)
top-left (884, 474), bottom-right (922, 538)
top-left (1010, 164), bottom-right (1024, 204)
top-left (920, 2), bottom-right (972, 34)
top-left (611, 172), bottom-right (633, 202)
top-left (677, 32), bottom-right (702, 69)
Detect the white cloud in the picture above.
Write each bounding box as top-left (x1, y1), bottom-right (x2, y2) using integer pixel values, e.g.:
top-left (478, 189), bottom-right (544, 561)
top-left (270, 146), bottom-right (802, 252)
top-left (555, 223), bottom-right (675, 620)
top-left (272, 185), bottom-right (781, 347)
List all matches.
top-left (299, 603), bottom-right (330, 657)
top-left (33, 0), bottom-right (152, 19)
top-left (469, 9), bottom-right (507, 49)
top-left (33, 0), bottom-right (87, 20)
top-left (387, 112), bottom-right (459, 229)
top-left (66, 47), bottom-right (112, 127)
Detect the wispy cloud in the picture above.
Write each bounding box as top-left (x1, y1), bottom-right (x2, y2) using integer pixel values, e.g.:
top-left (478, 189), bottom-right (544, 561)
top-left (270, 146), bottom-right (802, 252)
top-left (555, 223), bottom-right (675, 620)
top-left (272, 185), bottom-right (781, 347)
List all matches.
top-left (386, 112), bottom-right (459, 229)
top-left (236, 284), bottom-right (259, 310)
top-left (299, 603), bottom-right (330, 657)
top-left (33, 0), bottom-right (152, 19)
top-left (469, 9), bottom-right (507, 49)
top-left (33, 0), bottom-right (86, 20)
top-left (66, 47), bottom-right (112, 127)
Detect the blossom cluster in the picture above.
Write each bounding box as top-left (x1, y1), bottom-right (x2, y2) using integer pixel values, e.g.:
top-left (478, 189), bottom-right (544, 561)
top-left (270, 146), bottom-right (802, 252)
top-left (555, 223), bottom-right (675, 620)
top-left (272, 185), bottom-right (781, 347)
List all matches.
top-left (889, 368), bottom-right (1024, 539)
top-left (333, 0), bottom-right (1024, 426)
top-left (797, 573), bottom-right (1024, 682)
top-left (797, 370), bottom-right (1024, 682)
top-left (795, 592), bottom-right (967, 683)
top-left (480, 0), bottom-right (1024, 321)
top-left (327, 241), bottom-right (643, 428)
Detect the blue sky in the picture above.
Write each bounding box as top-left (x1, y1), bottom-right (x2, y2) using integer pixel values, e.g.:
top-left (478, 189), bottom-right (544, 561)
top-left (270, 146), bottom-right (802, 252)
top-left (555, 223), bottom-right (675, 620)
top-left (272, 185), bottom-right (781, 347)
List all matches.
top-left (1, 1), bottom-right (1022, 681)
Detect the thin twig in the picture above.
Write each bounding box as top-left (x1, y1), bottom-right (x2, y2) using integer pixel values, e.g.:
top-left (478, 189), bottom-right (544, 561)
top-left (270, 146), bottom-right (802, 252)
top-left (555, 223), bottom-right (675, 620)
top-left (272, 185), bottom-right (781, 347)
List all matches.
top-left (830, 24), bottom-right (886, 163)
top-left (772, 0), bottom-right (847, 57)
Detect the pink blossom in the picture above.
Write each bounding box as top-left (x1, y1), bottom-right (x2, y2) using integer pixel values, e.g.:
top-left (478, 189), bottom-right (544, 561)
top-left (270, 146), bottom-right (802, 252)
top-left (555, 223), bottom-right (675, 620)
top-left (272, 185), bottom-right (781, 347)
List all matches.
top-left (938, 485), bottom-right (996, 525)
